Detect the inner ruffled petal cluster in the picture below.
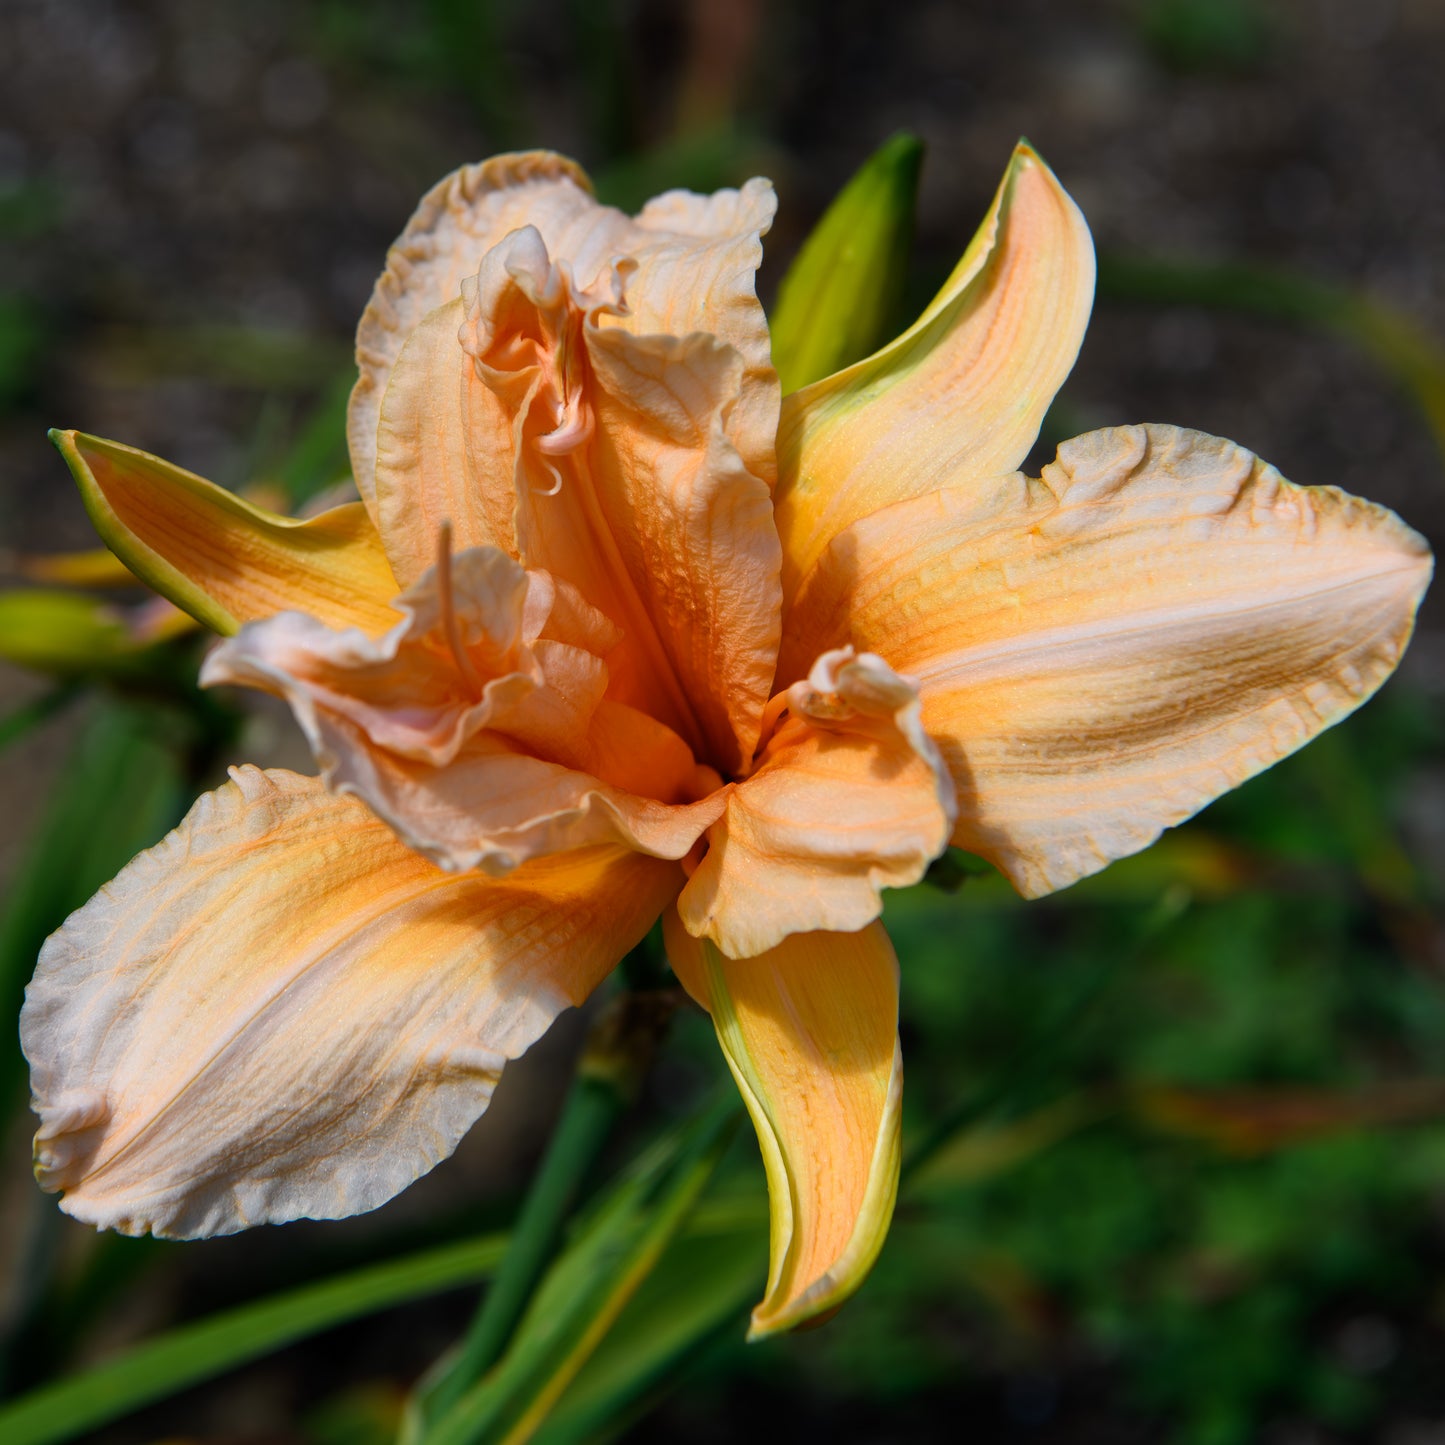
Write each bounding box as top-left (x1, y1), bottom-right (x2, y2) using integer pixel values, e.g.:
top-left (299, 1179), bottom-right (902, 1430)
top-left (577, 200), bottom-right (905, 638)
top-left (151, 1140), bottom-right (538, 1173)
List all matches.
top-left (212, 155), bottom-right (959, 948)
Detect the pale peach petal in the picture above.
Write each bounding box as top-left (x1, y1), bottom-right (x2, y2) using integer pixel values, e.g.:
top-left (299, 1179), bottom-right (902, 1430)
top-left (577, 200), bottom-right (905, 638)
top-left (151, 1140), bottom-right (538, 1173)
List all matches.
top-left (22, 767), bottom-right (680, 1239)
top-left (522, 567), bottom-right (621, 653)
top-left (784, 424), bottom-right (1434, 897)
top-left (202, 547), bottom-right (574, 768)
top-left (772, 142), bottom-right (1094, 599)
top-left (350, 152), bottom-right (600, 516)
top-left (677, 649), bottom-right (955, 958)
top-left (52, 430), bottom-right (400, 635)
top-left (576, 323), bottom-right (781, 772)
top-left (664, 915), bottom-right (902, 1337)
top-left (308, 731), bottom-right (726, 875)
top-left (620, 179), bottom-right (780, 489)
top-left (361, 156), bottom-right (776, 567)
top-left (576, 699), bottom-right (710, 803)
top-left (364, 171), bottom-right (782, 765)
top-left (371, 296), bottom-right (517, 575)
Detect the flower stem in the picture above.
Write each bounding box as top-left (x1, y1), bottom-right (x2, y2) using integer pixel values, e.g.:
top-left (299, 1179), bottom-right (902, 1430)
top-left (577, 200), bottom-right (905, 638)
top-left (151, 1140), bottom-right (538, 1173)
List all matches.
top-left (416, 962), bottom-right (676, 1427)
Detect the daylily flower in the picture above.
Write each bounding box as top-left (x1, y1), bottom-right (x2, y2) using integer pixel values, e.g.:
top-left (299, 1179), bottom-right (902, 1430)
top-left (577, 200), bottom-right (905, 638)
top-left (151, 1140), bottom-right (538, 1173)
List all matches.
top-left (24, 147), bottom-right (1432, 1338)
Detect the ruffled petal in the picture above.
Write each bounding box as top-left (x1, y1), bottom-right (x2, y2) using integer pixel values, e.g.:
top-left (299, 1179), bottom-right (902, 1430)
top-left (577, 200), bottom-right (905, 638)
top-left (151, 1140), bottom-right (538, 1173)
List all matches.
top-left (677, 649), bottom-right (955, 957)
top-left (783, 424), bottom-right (1434, 897)
top-left (299, 731), bottom-right (724, 876)
top-left (350, 152), bottom-right (600, 516)
top-left (620, 178), bottom-right (780, 489)
top-left (377, 225), bottom-right (780, 766)
top-left (51, 430), bottom-right (400, 635)
top-left (773, 142), bottom-right (1094, 599)
top-left (22, 767), bottom-right (680, 1239)
top-left (206, 548), bottom-right (566, 766)
top-left (204, 548), bottom-right (726, 874)
top-left (371, 296), bottom-right (518, 573)
top-left (360, 153), bottom-right (776, 556)
top-left (664, 915), bottom-right (903, 1337)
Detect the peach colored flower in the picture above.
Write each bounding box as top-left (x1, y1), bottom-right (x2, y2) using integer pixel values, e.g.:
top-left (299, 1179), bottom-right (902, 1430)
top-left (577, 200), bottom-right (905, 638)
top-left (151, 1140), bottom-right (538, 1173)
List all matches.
top-left (25, 147), bottom-right (1432, 1337)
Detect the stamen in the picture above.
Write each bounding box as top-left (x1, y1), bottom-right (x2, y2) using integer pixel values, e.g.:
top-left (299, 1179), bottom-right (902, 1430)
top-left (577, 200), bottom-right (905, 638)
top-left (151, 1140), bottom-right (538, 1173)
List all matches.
top-left (435, 522), bottom-right (485, 701)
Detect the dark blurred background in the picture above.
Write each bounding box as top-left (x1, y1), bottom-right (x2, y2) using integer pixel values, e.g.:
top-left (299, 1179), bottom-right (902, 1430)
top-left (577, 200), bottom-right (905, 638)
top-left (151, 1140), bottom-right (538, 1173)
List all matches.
top-left (1, 2), bottom-right (1444, 1442)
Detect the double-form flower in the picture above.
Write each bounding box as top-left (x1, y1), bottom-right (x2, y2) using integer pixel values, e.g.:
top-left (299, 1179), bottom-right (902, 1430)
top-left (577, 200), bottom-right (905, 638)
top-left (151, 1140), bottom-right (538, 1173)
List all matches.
top-left (25, 147), bottom-right (1431, 1336)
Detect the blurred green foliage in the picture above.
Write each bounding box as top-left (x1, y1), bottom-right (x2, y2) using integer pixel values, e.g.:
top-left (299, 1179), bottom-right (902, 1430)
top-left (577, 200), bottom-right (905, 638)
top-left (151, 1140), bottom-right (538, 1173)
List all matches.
top-left (1138, 0), bottom-right (1277, 72)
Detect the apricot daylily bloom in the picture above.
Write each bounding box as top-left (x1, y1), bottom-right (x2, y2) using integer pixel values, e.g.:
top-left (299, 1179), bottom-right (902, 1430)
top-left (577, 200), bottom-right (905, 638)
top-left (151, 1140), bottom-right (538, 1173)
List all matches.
top-left (24, 147), bottom-right (1431, 1337)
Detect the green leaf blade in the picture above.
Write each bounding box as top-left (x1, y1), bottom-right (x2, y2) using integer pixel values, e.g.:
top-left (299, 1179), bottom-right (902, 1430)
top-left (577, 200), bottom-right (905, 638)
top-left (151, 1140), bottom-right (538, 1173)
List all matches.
top-left (0, 1233), bottom-right (508, 1445)
top-left (422, 1102), bottom-right (740, 1445)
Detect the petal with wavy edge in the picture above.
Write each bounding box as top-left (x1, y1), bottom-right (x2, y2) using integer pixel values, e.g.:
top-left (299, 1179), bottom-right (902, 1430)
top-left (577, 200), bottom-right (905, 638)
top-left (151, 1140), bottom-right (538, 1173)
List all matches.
top-left (371, 296), bottom-right (518, 577)
top-left (664, 914), bottom-right (903, 1337)
top-left (300, 732), bottom-right (725, 875)
top-left (783, 424), bottom-right (1434, 897)
top-left (350, 152), bottom-right (599, 516)
top-left (677, 648), bottom-right (954, 958)
top-left (51, 430), bottom-right (400, 635)
top-left (201, 663), bottom-right (722, 875)
top-left (22, 767), bottom-right (680, 1239)
top-left (772, 142), bottom-right (1095, 600)
top-left (204, 548), bottom-right (561, 768)
top-left (620, 179), bottom-right (779, 488)
top-left (203, 551), bottom-right (724, 873)
top-left (360, 153), bottom-right (777, 565)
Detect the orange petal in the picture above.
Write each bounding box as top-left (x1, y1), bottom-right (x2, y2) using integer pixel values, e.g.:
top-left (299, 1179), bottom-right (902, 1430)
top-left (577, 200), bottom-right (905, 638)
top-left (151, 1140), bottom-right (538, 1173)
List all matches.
top-left (785, 424), bottom-right (1434, 897)
top-left (362, 161), bottom-right (782, 765)
top-left (677, 649), bottom-right (954, 957)
top-left (772, 141), bottom-right (1094, 599)
top-left (51, 430), bottom-right (400, 635)
top-left (360, 156), bottom-right (777, 572)
top-left (664, 914), bottom-right (903, 1337)
top-left (22, 767), bottom-right (680, 1238)
top-left (313, 734), bottom-right (725, 874)
top-left (203, 548), bottom-right (556, 766)
top-left (577, 699), bottom-right (714, 803)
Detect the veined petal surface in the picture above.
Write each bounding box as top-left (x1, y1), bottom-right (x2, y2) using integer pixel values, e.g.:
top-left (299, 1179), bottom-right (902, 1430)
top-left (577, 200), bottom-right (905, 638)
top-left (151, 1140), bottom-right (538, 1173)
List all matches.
top-left (51, 430), bottom-right (400, 635)
top-left (664, 915), bottom-right (903, 1338)
top-left (560, 320), bottom-right (780, 772)
top-left (773, 141), bottom-right (1094, 598)
top-left (783, 424), bottom-right (1434, 897)
top-left (678, 649), bottom-right (955, 957)
top-left (22, 768), bottom-right (679, 1239)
